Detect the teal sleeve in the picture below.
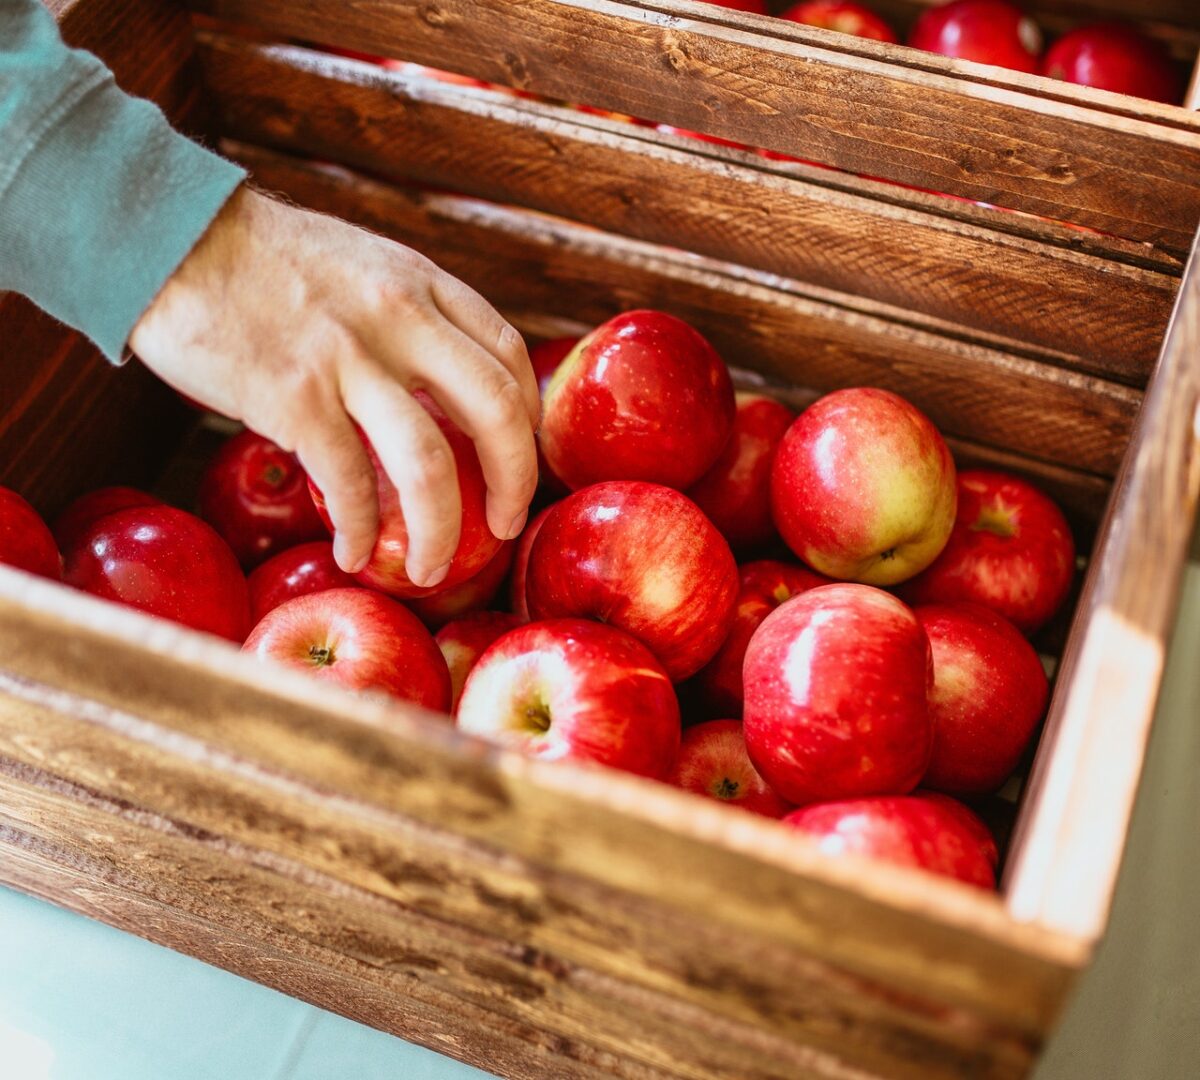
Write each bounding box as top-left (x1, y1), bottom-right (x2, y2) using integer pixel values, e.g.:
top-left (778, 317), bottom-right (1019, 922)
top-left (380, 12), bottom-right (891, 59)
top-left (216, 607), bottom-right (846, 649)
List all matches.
top-left (0, 0), bottom-right (246, 362)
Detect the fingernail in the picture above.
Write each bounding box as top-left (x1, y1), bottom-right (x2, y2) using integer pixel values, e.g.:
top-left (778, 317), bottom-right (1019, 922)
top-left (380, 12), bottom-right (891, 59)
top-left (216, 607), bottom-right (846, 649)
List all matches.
top-left (414, 561), bottom-right (451, 589)
top-left (334, 537), bottom-right (370, 575)
top-left (504, 510), bottom-right (529, 541)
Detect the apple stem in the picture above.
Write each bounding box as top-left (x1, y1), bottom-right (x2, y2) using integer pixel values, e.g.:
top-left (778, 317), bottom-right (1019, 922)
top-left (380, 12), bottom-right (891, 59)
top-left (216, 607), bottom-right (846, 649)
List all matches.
top-left (308, 644), bottom-right (336, 667)
top-left (523, 700), bottom-right (552, 734)
top-left (715, 777), bottom-right (740, 800)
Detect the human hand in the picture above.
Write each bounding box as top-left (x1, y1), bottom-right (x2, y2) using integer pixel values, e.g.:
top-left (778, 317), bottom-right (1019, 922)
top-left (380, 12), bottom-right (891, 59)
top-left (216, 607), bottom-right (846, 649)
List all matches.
top-left (130, 186), bottom-right (539, 587)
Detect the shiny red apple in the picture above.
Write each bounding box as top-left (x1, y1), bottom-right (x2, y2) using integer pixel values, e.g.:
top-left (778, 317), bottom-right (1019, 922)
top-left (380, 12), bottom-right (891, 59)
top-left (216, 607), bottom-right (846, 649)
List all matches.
top-left (526, 482), bottom-right (739, 681)
top-left (669, 719), bottom-right (790, 817)
top-left (407, 540), bottom-right (515, 629)
top-left (243, 587), bottom-right (450, 710)
top-left (909, 0), bottom-right (1043, 73)
top-left (900, 470), bottom-right (1074, 635)
top-left (53, 486), bottom-right (161, 555)
top-left (435, 610), bottom-right (523, 711)
top-left (780, 1), bottom-right (898, 42)
top-left (540, 310), bottom-right (736, 491)
top-left (693, 559), bottom-right (831, 718)
top-left (1041, 23), bottom-right (1182, 105)
top-left (199, 430), bottom-right (328, 567)
top-left (64, 505), bottom-right (250, 641)
top-left (457, 618), bottom-right (681, 778)
top-left (309, 392), bottom-right (502, 598)
top-left (770, 387), bottom-right (956, 585)
top-left (509, 504), bottom-right (553, 623)
top-left (686, 392), bottom-right (795, 554)
top-left (916, 602), bottom-right (1048, 794)
top-left (530, 336), bottom-right (580, 496)
top-left (743, 584), bottom-right (933, 805)
top-left (784, 792), bottom-right (998, 888)
top-left (247, 540), bottom-right (355, 624)
top-left (0, 487), bottom-right (60, 579)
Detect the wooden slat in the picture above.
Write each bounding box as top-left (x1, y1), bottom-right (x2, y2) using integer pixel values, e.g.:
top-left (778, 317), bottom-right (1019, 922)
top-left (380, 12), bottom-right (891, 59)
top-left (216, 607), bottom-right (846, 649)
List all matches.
top-left (1005, 229), bottom-right (1200, 939)
top-left (199, 37), bottom-right (1179, 383)
top-left (230, 144), bottom-right (1139, 477)
top-left (190, 0), bottom-right (1200, 250)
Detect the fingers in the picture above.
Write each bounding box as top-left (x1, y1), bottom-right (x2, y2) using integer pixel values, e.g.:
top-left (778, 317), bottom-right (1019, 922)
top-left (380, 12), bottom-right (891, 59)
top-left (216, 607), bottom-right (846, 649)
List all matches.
top-left (342, 371), bottom-right (462, 589)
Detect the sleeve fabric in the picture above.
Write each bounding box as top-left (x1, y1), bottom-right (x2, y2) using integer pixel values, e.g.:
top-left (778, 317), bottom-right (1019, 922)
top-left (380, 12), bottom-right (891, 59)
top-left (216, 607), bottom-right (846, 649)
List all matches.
top-left (0, 0), bottom-right (246, 361)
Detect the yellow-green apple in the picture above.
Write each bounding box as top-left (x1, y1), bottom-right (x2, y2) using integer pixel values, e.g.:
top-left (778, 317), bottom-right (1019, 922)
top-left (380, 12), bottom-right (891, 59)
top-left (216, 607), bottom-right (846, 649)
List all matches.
top-left (529, 336), bottom-right (580, 496)
top-left (540, 311), bottom-right (736, 491)
top-left (743, 584), bottom-right (932, 804)
top-left (248, 540), bottom-right (355, 624)
top-left (0, 487), bottom-right (61, 579)
top-left (509, 504), bottom-right (554, 622)
top-left (436, 610), bottom-right (523, 711)
top-left (308, 391), bottom-right (501, 598)
top-left (770, 387), bottom-right (956, 585)
top-left (900, 470), bottom-right (1074, 635)
top-left (668, 719), bottom-right (790, 817)
top-left (915, 602), bottom-right (1048, 794)
top-left (407, 540), bottom-right (515, 629)
top-left (526, 482), bottom-right (738, 681)
top-left (783, 792), bottom-right (998, 888)
top-left (243, 587), bottom-right (450, 710)
top-left (693, 559), bottom-right (830, 718)
top-left (456, 618), bottom-right (680, 778)
top-left (780, 1), bottom-right (898, 42)
top-left (909, 0), bottom-right (1042, 73)
top-left (686, 393), bottom-right (794, 555)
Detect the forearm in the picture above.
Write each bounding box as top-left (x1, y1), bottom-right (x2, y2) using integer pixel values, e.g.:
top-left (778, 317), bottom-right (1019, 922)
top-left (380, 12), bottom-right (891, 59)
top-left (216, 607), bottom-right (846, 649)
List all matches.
top-left (0, 0), bottom-right (245, 361)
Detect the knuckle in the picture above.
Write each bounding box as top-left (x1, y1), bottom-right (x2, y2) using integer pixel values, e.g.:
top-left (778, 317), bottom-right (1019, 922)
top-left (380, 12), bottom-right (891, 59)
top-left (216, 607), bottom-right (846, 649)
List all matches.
top-left (406, 437), bottom-right (456, 492)
top-left (484, 376), bottom-right (528, 430)
top-left (370, 275), bottom-right (428, 319)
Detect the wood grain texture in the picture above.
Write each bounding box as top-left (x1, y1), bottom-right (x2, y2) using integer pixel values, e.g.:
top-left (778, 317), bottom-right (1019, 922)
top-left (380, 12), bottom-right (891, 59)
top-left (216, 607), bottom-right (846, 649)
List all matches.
top-left (189, 0), bottom-right (1200, 250)
top-left (199, 37), bottom-right (1179, 383)
top-left (1005, 229), bottom-right (1200, 939)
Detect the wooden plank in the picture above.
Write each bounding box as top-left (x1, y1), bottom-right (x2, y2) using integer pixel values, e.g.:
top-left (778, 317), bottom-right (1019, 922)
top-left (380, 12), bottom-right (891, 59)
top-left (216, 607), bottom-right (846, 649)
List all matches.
top-left (230, 144), bottom-right (1140, 477)
top-left (1005, 229), bottom-right (1200, 939)
top-left (199, 37), bottom-right (1179, 383)
top-left (190, 0), bottom-right (1200, 250)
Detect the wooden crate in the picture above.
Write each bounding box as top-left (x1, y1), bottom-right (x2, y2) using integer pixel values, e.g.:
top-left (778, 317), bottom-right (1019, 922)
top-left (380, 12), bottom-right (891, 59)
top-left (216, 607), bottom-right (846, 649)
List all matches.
top-left (2, 1), bottom-right (1199, 1077)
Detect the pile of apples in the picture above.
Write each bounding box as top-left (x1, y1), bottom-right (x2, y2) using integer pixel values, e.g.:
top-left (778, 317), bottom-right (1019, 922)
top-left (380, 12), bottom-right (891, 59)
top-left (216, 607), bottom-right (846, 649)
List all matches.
top-left (0, 308), bottom-right (1077, 892)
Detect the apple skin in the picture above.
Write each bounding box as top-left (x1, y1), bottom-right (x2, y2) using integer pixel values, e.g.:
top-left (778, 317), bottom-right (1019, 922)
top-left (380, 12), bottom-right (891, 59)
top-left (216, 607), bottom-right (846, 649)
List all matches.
top-left (247, 540), bottom-right (356, 624)
top-left (309, 392), bottom-right (501, 598)
top-left (1041, 23), bottom-right (1181, 105)
top-left (899, 470), bottom-right (1074, 635)
top-left (656, 124), bottom-right (750, 151)
top-left (743, 583), bottom-right (933, 805)
top-left (526, 482), bottom-right (739, 681)
top-left (770, 387), bottom-right (956, 585)
top-left (530, 336), bottom-right (580, 496)
top-left (669, 719), bottom-right (791, 817)
top-left (198, 430), bottom-right (328, 568)
top-left (64, 505), bottom-right (250, 641)
top-left (916, 602), bottom-right (1047, 794)
top-left (407, 540), bottom-right (515, 629)
top-left (783, 792), bottom-right (998, 888)
top-left (53, 486), bottom-right (161, 555)
top-left (457, 618), bottom-right (681, 779)
top-left (686, 393), bottom-right (795, 555)
top-left (436, 610), bottom-right (524, 711)
top-left (540, 310), bottom-right (737, 491)
top-left (909, 0), bottom-right (1043, 74)
top-left (243, 587), bottom-right (450, 711)
top-left (509, 504), bottom-right (553, 623)
top-left (693, 559), bottom-right (831, 718)
top-left (708, 0), bottom-right (769, 12)
top-left (780, 1), bottom-right (898, 42)
top-left (0, 487), bottom-right (61, 579)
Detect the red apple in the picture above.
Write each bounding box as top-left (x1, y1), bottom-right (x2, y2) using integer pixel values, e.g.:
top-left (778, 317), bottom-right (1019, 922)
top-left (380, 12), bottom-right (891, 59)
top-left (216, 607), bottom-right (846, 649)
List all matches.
top-left (707, 0), bottom-right (769, 12)
top-left (526, 482), bottom-right (739, 681)
top-left (198, 430), bottom-right (328, 568)
top-left (407, 540), bottom-right (515, 629)
top-left (915, 603), bottom-right (1047, 793)
top-left (1041, 23), bottom-right (1182, 105)
top-left (693, 559), bottom-right (831, 718)
top-left (530, 336), bottom-right (580, 495)
top-left (0, 487), bottom-right (60, 579)
top-left (780, 1), bottom-right (898, 43)
top-left (669, 719), bottom-right (790, 817)
top-left (244, 587), bottom-right (450, 710)
top-left (436, 610), bottom-right (523, 711)
top-left (770, 387), bottom-right (956, 585)
top-left (53, 486), bottom-right (162, 555)
top-left (64, 505), bottom-right (250, 641)
top-left (686, 392), bottom-right (794, 554)
top-left (509, 504), bottom-right (553, 622)
top-left (457, 618), bottom-right (680, 778)
top-left (743, 584), bottom-right (933, 805)
top-left (540, 310), bottom-right (736, 491)
top-left (909, 0), bottom-right (1043, 73)
top-left (899, 470), bottom-right (1074, 635)
top-left (783, 792), bottom-right (997, 888)
top-left (247, 540), bottom-right (356, 624)
top-left (309, 392), bottom-right (502, 598)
